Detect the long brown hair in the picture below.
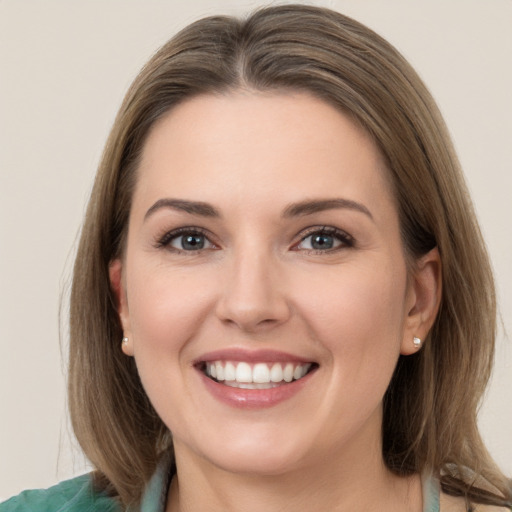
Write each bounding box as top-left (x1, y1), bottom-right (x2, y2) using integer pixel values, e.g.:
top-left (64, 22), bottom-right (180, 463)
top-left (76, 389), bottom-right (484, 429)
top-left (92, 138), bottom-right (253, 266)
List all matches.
top-left (68, 4), bottom-right (511, 508)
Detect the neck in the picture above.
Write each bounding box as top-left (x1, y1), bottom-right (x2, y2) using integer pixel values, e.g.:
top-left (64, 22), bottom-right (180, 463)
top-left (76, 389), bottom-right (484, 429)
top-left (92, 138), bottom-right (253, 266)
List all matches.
top-left (166, 430), bottom-right (422, 512)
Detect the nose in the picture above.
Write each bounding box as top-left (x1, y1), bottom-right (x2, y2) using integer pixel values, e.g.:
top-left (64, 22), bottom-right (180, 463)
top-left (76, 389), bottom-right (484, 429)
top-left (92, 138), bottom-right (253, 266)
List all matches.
top-left (215, 248), bottom-right (292, 333)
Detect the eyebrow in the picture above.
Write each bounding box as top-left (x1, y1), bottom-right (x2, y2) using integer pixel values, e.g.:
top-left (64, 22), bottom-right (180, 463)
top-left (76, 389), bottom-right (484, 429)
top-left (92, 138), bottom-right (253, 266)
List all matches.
top-left (283, 198), bottom-right (373, 220)
top-left (144, 197), bottom-right (373, 222)
top-left (144, 198), bottom-right (221, 220)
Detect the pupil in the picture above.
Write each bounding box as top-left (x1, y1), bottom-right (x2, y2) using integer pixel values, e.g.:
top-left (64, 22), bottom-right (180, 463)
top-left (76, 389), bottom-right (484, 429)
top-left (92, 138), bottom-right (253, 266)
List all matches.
top-left (312, 234), bottom-right (333, 250)
top-left (182, 235), bottom-right (204, 250)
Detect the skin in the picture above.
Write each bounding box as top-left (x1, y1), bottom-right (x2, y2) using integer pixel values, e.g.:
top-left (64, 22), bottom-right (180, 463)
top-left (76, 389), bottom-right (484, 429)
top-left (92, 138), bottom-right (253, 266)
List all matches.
top-left (110, 91), bottom-right (442, 512)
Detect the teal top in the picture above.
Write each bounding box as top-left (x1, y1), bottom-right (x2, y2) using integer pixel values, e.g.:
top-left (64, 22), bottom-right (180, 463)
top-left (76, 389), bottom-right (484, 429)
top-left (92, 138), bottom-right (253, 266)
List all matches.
top-left (0, 461), bottom-right (441, 512)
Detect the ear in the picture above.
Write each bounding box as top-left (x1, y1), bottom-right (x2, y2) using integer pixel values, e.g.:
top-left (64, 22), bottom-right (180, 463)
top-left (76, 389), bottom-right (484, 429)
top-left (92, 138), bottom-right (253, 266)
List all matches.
top-left (400, 247), bottom-right (442, 355)
top-left (109, 259), bottom-right (134, 356)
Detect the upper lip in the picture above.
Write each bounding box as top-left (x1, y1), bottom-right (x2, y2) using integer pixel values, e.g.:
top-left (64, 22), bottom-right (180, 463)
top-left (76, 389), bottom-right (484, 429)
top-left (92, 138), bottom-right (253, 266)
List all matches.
top-left (193, 348), bottom-right (316, 365)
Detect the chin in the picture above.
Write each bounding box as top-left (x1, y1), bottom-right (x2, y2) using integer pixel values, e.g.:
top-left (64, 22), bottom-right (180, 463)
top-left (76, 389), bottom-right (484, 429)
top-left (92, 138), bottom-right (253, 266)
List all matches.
top-left (178, 427), bottom-right (311, 476)
top-left (207, 446), bottom-right (307, 476)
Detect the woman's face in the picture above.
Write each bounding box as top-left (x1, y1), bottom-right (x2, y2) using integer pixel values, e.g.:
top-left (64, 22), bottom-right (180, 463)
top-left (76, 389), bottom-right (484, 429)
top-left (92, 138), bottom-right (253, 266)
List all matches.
top-left (112, 91), bottom-right (434, 475)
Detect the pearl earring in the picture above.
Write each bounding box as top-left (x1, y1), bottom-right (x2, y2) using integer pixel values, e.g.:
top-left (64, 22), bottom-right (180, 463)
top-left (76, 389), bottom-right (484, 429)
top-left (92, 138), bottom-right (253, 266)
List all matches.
top-left (122, 337), bottom-right (129, 345)
top-left (413, 336), bottom-right (422, 348)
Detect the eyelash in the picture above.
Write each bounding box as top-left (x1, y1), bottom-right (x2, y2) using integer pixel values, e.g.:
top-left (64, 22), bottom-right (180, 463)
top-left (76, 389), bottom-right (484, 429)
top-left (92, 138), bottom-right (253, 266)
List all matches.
top-left (155, 227), bottom-right (216, 253)
top-left (155, 225), bottom-right (354, 254)
top-left (293, 226), bottom-right (354, 254)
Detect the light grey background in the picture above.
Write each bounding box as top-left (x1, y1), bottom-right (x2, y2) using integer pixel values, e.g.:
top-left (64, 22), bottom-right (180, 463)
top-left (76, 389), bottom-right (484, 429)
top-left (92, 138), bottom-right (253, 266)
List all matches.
top-left (1, 0), bottom-right (511, 500)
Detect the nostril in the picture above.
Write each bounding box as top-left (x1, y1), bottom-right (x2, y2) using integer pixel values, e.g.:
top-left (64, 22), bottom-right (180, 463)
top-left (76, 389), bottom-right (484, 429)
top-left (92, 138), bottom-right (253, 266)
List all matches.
top-left (216, 298), bottom-right (292, 332)
top-left (215, 263), bottom-right (291, 331)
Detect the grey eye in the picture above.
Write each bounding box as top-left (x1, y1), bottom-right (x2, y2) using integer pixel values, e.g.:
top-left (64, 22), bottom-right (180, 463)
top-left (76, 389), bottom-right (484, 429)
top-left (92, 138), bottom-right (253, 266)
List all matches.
top-left (170, 233), bottom-right (212, 251)
top-left (298, 231), bottom-right (343, 251)
top-left (310, 233), bottom-right (335, 250)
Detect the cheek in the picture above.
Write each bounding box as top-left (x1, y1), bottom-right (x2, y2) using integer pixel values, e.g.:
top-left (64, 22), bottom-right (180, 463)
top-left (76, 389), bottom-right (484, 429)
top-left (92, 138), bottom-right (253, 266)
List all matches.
top-left (125, 262), bottom-right (216, 395)
top-left (295, 261), bottom-right (407, 378)
top-left (127, 261), bottom-right (213, 341)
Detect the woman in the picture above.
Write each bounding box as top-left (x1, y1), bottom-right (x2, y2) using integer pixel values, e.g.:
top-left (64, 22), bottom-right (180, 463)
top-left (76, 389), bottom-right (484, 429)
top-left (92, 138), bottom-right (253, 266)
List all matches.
top-left (2, 4), bottom-right (510, 512)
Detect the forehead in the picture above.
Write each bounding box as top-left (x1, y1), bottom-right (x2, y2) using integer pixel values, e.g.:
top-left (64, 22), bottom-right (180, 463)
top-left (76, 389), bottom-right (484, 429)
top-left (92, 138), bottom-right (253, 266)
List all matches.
top-left (134, 91), bottom-right (395, 217)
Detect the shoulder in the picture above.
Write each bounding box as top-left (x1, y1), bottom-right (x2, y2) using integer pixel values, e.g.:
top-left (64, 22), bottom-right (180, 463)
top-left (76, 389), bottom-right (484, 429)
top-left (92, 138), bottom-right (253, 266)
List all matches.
top-left (441, 492), bottom-right (511, 512)
top-left (0, 474), bottom-right (122, 512)
top-left (471, 505), bottom-right (512, 512)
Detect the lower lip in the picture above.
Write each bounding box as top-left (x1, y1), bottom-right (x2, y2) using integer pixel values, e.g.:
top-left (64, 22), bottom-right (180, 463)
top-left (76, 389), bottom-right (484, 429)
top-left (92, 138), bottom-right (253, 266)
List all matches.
top-left (198, 369), bottom-right (315, 409)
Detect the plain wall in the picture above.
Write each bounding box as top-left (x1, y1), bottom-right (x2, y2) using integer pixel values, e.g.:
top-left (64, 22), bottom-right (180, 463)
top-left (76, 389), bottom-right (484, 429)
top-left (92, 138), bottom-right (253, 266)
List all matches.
top-left (1, 0), bottom-right (511, 500)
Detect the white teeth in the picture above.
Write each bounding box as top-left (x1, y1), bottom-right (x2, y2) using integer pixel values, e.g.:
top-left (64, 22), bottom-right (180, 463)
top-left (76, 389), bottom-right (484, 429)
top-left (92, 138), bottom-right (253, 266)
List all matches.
top-left (283, 363), bottom-right (294, 382)
top-left (235, 362), bottom-right (252, 383)
top-left (270, 363), bottom-right (284, 383)
top-left (224, 381), bottom-right (280, 389)
top-left (215, 362), bottom-right (224, 381)
top-left (224, 362), bottom-right (236, 381)
top-left (204, 361), bottom-right (312, 386)
top-left (253, 363), bottom-right (270, 383)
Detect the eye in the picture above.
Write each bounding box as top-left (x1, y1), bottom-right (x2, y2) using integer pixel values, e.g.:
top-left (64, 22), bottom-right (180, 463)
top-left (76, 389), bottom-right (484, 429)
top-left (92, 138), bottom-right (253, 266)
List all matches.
top-left (157, 228), bottom-right (216, 252)
top-left (294, 227), bottom-right (353, 252)
top-left (171, 233), bottom-right (211, 251)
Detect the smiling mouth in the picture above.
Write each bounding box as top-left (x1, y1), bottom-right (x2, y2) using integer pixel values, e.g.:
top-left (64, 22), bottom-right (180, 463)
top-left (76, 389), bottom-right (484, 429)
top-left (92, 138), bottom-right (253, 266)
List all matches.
top-left (199, 361), bottom-right (318, 389)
